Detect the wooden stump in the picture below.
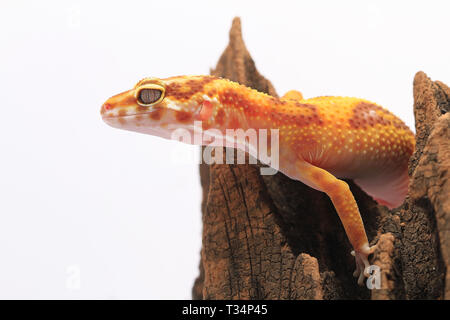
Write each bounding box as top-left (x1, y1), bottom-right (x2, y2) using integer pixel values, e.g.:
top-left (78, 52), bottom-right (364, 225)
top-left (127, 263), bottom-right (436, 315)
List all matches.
top-left (192, 17), bottom-right (450, 300)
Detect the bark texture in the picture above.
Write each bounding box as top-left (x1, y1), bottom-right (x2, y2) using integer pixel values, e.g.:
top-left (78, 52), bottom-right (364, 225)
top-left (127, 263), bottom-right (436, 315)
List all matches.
top-left (192, 18), bottom-right (449, 300)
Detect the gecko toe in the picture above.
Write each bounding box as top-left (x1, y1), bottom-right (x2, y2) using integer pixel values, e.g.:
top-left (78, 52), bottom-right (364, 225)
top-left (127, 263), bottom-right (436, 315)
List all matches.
top-left (357, 270), bottom-right (366, 286)
top-left (352, 244), bottom-right (378, 286)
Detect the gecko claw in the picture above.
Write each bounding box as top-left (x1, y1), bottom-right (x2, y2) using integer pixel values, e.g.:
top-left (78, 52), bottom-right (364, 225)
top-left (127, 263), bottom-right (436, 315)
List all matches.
top-left (351, 244), bottom-right (377, 286)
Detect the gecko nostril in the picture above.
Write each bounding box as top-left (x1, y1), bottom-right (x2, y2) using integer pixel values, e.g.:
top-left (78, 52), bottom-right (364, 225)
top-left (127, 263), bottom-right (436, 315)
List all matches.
top-left (101, 103), bottom-right (113, 117)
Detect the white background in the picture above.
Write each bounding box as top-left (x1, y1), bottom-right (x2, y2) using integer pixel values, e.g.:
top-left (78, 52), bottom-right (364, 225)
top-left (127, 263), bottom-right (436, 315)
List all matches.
top-left (0, 0), bottom-right (449, 299)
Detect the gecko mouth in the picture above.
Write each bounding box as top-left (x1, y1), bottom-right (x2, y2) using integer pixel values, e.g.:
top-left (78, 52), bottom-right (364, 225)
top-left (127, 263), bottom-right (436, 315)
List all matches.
top-left (101, 108), bottom-right (162, 119)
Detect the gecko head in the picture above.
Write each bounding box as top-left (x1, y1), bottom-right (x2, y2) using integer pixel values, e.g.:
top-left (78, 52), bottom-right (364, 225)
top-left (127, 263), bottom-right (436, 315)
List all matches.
top-left (101, 76), bottom-right (219, 140)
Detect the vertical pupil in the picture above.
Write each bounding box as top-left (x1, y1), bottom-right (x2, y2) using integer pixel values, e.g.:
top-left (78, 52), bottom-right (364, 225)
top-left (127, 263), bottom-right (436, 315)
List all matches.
top-left (139, 89), bottom-right (162, 104)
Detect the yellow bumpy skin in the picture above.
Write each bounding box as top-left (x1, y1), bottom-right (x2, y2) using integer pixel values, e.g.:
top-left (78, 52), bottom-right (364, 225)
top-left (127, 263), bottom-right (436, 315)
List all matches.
top-left (101, 75), bottom-right (415, 285)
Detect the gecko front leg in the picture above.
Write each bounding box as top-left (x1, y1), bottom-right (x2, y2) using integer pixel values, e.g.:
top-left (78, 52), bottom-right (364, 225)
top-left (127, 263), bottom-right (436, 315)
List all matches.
top-left (293, 159), bottom-right (377, 285)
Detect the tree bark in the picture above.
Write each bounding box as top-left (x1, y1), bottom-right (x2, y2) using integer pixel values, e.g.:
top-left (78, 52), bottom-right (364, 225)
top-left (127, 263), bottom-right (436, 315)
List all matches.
top-left (192, 17), bottom-right (450, 300)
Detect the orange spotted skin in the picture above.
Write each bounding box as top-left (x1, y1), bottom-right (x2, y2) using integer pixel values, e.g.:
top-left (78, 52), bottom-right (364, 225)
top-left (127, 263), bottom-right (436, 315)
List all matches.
top-left (101, 75), bottom-right (415, 285)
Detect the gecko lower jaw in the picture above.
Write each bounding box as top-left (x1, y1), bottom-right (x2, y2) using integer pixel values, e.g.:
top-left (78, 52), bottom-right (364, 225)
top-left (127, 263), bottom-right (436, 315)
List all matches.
top-left (102, 113), bottom-right (139, 119)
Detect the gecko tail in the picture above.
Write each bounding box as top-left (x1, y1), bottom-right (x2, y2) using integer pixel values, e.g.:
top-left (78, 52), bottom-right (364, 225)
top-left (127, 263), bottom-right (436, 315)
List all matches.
top-left (354, 168), bottom-right (410, 209)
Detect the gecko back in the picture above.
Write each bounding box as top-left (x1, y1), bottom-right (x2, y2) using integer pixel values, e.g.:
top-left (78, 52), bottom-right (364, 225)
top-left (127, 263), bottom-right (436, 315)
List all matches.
top-left (289, 96), bottom-right (415, 208)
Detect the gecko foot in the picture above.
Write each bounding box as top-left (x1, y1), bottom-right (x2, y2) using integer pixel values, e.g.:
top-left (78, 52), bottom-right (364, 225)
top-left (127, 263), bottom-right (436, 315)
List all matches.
top-left (351, 244), bottom-right (377, 286)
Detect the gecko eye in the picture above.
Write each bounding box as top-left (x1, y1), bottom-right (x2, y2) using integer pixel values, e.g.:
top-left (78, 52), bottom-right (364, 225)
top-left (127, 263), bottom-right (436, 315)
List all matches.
top-left (135, 83), bottom-right (165, 107)
top-left (139, 89), bottom-right (161, 104)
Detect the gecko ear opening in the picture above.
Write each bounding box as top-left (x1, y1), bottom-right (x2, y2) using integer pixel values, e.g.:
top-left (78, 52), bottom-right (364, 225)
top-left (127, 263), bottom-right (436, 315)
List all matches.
top-left (135, 83), bottom-right (165, 107)
top-left (197, 100), bottom-right (213, 121)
